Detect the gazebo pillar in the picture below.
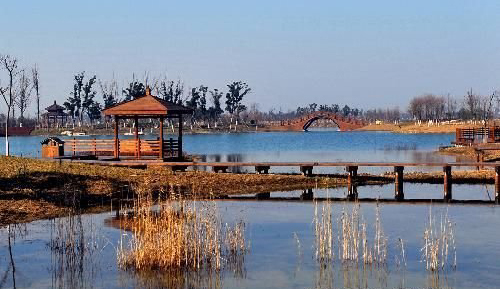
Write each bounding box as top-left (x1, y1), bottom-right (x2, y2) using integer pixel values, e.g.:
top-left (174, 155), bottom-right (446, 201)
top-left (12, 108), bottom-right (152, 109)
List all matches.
top-left (114, 116), bottom-right (120, 159)
top-left (159, 117), bottom-right (164, 159)
top-left (134, 116), bottom-right (140, 159)
top-left (178, 115), bottom-right (183, 160)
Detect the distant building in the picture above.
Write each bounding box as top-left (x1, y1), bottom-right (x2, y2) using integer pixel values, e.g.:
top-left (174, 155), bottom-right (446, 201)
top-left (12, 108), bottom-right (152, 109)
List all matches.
top-left (42, 101), bottom-right (68, 128)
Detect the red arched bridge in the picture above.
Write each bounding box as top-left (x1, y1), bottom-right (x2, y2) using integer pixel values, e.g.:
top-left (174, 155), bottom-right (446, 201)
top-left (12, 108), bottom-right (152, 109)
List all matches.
top-left (268, 111), bottom-right (366, 131)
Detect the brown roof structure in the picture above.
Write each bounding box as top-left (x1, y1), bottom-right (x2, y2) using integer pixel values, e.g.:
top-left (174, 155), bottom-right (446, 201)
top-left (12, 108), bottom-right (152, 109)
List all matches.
top-left (45, 101), bottom-right (66, 113)
top-left (103, 87), bottom-right (192, 117)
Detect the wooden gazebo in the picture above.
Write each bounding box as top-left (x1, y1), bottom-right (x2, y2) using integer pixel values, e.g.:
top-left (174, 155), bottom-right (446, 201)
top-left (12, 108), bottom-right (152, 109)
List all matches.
top-left (103, 87), bottom-right (192, 160)
top-left (42, 101), bottom-right (68, 128)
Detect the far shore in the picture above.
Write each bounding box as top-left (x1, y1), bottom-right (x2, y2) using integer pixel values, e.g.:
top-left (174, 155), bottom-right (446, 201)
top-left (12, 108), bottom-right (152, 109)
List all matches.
top-left (357, 121), bottom-right (484, 134)
top-left (24, 120), bottom-right (489, 137)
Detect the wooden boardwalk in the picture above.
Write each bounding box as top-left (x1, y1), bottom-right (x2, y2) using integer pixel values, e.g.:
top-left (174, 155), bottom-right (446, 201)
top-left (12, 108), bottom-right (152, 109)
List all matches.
top-left (60, 159), bottom-right (500, 203)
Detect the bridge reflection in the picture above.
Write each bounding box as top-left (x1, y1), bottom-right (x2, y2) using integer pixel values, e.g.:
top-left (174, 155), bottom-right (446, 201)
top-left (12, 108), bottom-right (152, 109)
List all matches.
top-left (223, 186), bottom-right (496, 205)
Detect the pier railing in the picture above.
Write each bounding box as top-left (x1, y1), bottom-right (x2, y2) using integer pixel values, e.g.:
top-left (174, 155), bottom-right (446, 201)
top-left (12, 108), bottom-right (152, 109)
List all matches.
top-left (455, 127), bottom-right (500, 145)
top-left (64, 138), bottom-right (179, 158)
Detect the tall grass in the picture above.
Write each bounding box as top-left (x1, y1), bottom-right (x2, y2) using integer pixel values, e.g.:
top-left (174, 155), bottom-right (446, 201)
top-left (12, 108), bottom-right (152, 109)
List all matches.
top-left (117, 183), bottom-right (247, 272)
top-left (421, 207), bottom-right (457, 271)
top-left (314, 201), bottom-right (388, 267)
top-left (314, 199), bottom-right (334, 263)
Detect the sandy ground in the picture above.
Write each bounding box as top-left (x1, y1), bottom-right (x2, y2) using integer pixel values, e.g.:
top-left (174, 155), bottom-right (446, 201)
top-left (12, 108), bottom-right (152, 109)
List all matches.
top-left (439, 145), bottom-right (500, 162)
top-left (359, 122), bottom-right (483, 134)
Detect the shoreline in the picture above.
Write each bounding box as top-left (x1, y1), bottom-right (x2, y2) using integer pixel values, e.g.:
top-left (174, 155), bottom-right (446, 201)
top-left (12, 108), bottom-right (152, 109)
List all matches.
top-left (0, 156), bottom-right (497, 227)
top-left (357, 121), bottom-right (483, 134)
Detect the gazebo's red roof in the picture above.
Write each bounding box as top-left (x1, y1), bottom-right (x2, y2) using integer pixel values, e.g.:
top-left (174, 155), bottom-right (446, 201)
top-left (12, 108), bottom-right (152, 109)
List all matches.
top-left (103, 87), bottom-right (192, 117)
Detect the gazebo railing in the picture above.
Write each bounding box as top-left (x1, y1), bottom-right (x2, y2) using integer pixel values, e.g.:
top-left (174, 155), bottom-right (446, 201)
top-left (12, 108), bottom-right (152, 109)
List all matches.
top-left (64, 138), bottom-right (179, 158)
top-left (65, 139), bottom-right (115, 156)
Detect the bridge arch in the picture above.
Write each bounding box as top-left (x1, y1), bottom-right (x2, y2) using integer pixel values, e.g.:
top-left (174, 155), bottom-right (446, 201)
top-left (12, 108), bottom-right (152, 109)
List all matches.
top-left (269, 110), bottom-right (365, 132)
top-left (302, 115), bottom-right (340, 131)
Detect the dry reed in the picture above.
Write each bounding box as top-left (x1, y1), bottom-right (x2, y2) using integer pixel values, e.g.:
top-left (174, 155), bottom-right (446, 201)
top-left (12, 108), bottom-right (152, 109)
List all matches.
top-left (117, 184), bottom-right (247, 272)
top-left (421, 207), bottom-right (457, 272)
top-left (313, 201), bottom-right (388, 267)
top-left (313, 199), bottom-right (334, 263)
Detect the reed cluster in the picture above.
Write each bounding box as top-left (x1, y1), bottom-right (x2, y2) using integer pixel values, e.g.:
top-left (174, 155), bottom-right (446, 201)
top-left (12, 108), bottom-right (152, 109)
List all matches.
top-left (421, 207), bottom-right (457, 271)
top-left (117, 189), bottom-right (247, 272)
top-left (314, 199), bottom-right (334, 262)
top-left (314, 201), bottom-right (388, 266)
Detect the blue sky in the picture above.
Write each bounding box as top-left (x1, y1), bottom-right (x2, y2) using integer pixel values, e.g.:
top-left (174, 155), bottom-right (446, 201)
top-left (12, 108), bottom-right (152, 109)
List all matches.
top-left (1, 0), bottom-right (500, 115)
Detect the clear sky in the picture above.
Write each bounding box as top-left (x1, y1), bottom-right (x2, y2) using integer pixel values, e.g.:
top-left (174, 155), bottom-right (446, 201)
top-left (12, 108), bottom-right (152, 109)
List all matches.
top-left (1, 0), bottom-right (500, 115)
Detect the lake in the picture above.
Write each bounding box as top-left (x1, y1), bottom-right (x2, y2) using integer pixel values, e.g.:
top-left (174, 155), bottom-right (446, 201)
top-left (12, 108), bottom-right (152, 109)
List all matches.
top-left (2, 130), bottom-right (497, 288)
top-left (1, 200), bottom-right (499, 289)
top-left (1, 130), bottom-right (456, 172)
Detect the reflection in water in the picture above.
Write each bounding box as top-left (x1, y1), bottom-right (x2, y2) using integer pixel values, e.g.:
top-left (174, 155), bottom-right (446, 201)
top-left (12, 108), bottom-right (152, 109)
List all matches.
top-left (48, 211), bottom-right (108, 289)
top-left (1, 224), bottom-right (27, 289)
top-left (123, 269), bottom-right (225, 289)
top-left (4, 199), bottom-right (500, 288)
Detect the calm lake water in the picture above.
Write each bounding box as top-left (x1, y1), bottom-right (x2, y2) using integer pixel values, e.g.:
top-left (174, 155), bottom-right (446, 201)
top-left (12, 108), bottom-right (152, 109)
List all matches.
top-left (1, 130), bottom-right (457, 174)
top-left (1, 201), bottom-right (499, 289)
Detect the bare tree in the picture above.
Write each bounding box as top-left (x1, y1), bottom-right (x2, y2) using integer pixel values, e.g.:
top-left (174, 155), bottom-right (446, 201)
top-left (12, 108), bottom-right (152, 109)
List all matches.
top-left (408, 94), bottom-right (446, 120)
top-left (15, 71), bottom-right (32, 126)
top-left (100, 79), bottom-right (120, 109)
top-left (445, 94), bottom-right (457, 120)
top-left (464, 88), bottom-right (479, 120)
top-left (1, 54), bottom-right (20, 156)
top-left (32, 65), bottom-right (40, 124)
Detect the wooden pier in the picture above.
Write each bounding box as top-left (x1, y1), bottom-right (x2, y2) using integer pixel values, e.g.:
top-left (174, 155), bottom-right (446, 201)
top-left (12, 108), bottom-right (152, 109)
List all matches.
top-left (65, 159), bottom-right (500, 203)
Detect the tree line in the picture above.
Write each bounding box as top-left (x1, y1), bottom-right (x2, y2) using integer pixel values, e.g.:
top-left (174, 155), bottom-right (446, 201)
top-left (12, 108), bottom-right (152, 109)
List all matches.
top-left (408, 90), bottom-right (499, 121)
top-left (61, 71), bottom-right (252, 127)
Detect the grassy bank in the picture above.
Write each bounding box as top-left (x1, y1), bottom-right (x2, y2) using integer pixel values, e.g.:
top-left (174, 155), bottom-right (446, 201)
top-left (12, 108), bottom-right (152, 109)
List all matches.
top-left (0, 156), bottom-right (354, 227)
top-left (0, 156), bottom-right (496, 227)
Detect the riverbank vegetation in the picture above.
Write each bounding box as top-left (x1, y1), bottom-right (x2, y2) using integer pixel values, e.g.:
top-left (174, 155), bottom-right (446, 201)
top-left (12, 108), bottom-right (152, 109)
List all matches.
top-left (0, 156), bottom-right (351, 226)
top-left (117, 183), bottom-right (247, 272)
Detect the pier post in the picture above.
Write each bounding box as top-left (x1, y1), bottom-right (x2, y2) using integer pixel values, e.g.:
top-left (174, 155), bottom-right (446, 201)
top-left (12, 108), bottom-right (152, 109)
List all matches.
top-left (346, 166), bottom-right (358, 187)
top-left (495, 166), bottom-right (500, 203)
top-left (212, 166), bottom-right (228, 173)
top-left (300, 188), bottom-right (314, 200)
top-left (346, 166), bottom-right (358, 200)
top-left (394, 166), bottom-right (404, 200)
top-left (347, 185), bottom-right (358, 200)
top-left (255, 165), bottom-right (270, 174)
top-left (171, 165), bottom-right (188, 172)
top-left (443, 166), bottom-right (452, 201)
top-left (256, 192), bottom-right (271, 199)
top-left (300, 166), bottom-right (313, 177)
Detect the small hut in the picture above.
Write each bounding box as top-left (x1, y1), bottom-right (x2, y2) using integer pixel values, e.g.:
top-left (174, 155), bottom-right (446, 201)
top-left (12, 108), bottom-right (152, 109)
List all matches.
top-left (103, 87), bottom-right (193, 160)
